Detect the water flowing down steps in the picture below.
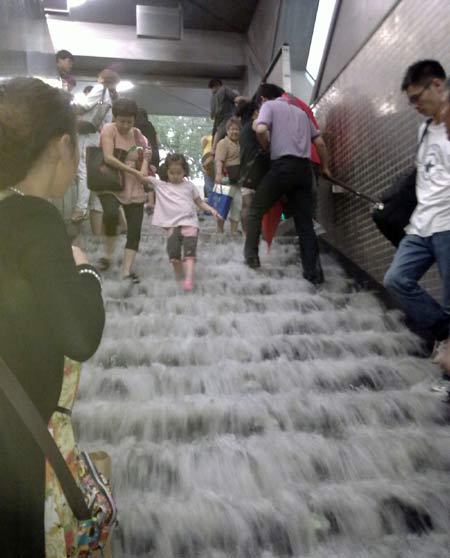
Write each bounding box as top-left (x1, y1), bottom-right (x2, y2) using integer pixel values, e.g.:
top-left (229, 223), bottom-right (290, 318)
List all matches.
top-left (74, 225), bottom-right (450, 558)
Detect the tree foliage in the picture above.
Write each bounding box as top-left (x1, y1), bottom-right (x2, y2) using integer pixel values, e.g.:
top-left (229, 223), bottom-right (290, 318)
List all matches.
top-left (149, 115), bottom-right (212, 179)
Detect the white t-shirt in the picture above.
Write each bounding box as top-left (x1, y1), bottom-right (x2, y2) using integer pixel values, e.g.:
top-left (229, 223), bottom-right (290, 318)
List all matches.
top-left (76, 83), bottom-right (113, 126)
top-left (406, 122), bottom-right (450, 237)
top-left (150, 178), bottom-right (200, 228)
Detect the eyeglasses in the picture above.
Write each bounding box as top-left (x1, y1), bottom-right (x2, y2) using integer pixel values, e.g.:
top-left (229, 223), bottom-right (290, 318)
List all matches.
top-left (408, 82), bottom-right (432, 105)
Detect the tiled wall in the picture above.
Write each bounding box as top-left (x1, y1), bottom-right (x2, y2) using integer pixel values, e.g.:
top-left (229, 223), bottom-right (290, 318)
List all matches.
top-left (315, 0), bottom-right (450, 298)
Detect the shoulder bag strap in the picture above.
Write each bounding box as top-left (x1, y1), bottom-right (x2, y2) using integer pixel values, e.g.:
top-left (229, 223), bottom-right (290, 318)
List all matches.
top-left (415, 118), bottom-right (432, 165)
top-left (0, 357), bottom-right (91, 520)
top-left (418, 118), bottom-right (432, 145)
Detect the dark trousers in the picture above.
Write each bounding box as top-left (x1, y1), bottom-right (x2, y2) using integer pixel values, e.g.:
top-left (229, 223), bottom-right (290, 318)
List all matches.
top-left (244, 156), bottom-right (323, 282)
top-left (98, 194), bottom-right (144, 251)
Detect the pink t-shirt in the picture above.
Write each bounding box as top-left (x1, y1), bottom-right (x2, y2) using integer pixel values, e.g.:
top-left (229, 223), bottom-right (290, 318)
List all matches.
top-left (150, 178), bottom-right (200, 228)
top-left (100, 123), bottom-right (148, 204)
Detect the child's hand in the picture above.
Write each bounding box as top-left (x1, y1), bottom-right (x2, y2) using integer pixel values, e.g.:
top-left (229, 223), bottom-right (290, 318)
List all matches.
top-left (212, 209), bottom-right (222, 220)
top-left (143, 147), bottom-right (152, 162)
top-left (135, 169), bottom-right (149, 183)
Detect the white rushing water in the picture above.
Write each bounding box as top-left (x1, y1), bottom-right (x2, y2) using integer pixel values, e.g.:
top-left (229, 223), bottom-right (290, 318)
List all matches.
top-left (75, 223), bottom-right (450, 557)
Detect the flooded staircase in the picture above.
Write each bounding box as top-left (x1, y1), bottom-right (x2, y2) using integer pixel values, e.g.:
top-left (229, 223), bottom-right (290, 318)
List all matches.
top-left (74, 228), bottom-right (450, 558)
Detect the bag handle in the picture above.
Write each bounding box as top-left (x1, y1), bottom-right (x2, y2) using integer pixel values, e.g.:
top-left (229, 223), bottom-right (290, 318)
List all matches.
top-left (0, 357), bottom-right (91, 520)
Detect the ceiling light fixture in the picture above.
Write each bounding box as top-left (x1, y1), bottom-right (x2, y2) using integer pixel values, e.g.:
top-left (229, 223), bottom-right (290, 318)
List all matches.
top-left (68, 0), bottom-right (87, 8)
top-left (116, 81), bottom-right (135, 93)
top-left (306, 0), bottom-right (337, 81)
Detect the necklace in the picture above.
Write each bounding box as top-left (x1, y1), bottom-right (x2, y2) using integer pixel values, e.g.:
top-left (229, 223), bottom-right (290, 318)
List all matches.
top-left (8, 186), bottom-right (25, 196)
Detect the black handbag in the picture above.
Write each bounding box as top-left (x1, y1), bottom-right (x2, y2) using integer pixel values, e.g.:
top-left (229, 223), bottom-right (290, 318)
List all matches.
top-left (86, 146), bottom-right (128, 193)
top-left (238, 150), bottom-right (270, 190)
top-left (372, 169), bottom-right (417, 246)
top-left (371, 119), bottom-right (431, 246)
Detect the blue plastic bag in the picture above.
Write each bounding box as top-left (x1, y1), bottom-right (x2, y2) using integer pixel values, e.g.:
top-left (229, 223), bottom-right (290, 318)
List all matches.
top-left (207, 184), bottom-right (233, 220)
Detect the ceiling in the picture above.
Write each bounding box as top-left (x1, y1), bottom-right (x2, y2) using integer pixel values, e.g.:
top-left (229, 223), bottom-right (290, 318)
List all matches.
top-left (43, 0), bottom-right (259, 33)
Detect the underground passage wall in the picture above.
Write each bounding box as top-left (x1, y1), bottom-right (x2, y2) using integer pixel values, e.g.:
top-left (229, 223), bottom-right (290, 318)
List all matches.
top-left (314, 0), bottom-right (450, 299)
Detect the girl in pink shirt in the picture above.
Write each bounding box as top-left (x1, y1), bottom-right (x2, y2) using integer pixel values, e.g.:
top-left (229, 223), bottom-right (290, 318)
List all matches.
top-left (146, 153), bottom-right (221, 291)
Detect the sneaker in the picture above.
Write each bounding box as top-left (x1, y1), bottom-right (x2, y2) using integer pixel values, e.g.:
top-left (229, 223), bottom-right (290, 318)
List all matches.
top-left (431, 340), bottom-right (446, 364)
top-left (245, 256), bottom-right (261, 269)
top-left (430, 376), bottom-right (450, 394)
top-left (183, 278), bottom-right (194, 292)
top-left (124, 272), bottom-right (140, 284)
top-left (303, 271), bottom-right (325, 287)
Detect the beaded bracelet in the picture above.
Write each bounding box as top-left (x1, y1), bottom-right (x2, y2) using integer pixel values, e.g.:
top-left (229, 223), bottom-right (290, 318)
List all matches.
top-left (78, 268), bottom-right (102, 288)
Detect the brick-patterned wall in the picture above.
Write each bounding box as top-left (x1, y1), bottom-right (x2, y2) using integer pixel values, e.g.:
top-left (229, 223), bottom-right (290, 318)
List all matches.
top-left (315, 0), bottom-right (450, 298)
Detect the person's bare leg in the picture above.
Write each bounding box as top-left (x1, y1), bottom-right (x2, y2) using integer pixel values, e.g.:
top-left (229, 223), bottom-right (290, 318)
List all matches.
top-left (436, 338), bottom-right (450, 371)
top-left (90, 210), bottom-right (104, 236)
top-left (217, 219), bottom-right (224, 233)
top-left (183, 258), bottom-right (195, 291)
top-left (183, 258), bottom-right (195, 282)
top-left (122, 248), bottom-right (137, 278)
top-left (98, 235), bottom-right (116, 271)
top-left (104, 235), bottom-right (116, 261)
top-left (118, 207), bottom-right (127, 234)
top-left (230, 219), bottom-right (239, 234)
top-left (172, 260), bottom-right (184, 281)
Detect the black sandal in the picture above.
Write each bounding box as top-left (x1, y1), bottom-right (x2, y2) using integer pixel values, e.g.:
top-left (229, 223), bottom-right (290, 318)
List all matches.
top-left (124, 272), bottom-right (140, 284)
top-left (97, 257), bottom-right (111, 272)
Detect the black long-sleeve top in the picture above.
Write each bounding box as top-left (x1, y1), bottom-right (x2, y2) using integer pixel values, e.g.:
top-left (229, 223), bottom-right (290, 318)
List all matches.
top-left (0, 194), bottom-right (105, 557)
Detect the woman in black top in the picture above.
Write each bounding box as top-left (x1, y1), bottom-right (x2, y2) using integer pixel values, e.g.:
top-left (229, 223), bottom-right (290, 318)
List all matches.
top-left (135, 108), bottom-right (160, 167)
top-left (0, 78), bottom-right (105, 557)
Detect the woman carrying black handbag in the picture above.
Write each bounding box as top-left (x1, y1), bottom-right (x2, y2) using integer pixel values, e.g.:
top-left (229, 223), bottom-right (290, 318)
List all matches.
top-left (96, 98), bottom-right (151, 283)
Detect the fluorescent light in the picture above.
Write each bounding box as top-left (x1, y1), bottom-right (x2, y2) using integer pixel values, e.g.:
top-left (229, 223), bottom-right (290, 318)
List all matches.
top-left (306, 0), bottom-right (337, 81)
top-left (116, 80), bottom-right (135, 92)
top-left (68, 0), bottom-right (87, 7)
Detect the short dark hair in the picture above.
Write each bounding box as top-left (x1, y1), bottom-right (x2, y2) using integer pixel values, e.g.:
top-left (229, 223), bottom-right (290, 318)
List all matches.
top-left (112, 98), bottom-right (138, 118)
top-left (0, 77), bottom-right (77, 188)
top-left (208, 79), bottom-right (222, 89)
top-left (55, 49), bottom-right (74, 62)
top-left (165, 153), bottom-right (190, 177)
top-left (401, 60), bottom-right (446, 91)
top-left (256, 83), bottom-right (285, 100)
top-left (235, 98), bottom-right (258, 124)
top-left (445, 77), bottom-right (450, 100)
top-left (226, 116), bottom-right (241, 131)
top-left (83, 85), bottom-right (93, 95)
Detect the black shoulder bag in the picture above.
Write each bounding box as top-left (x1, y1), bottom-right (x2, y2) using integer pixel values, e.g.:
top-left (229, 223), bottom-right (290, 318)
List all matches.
top-left (86, 128), bottom-right (143, 193)
top-left (371, 119), bottom-right (432, 247)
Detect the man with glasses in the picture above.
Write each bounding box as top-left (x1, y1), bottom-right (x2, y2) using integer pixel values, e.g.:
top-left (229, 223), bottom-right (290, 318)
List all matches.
top-left (384, 60), bottom-right (450, 384)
